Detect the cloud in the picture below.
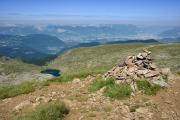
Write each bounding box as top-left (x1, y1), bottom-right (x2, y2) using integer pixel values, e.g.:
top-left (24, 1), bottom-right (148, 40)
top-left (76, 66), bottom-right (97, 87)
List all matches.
top-left (57, 28), bottom-right (66, 33)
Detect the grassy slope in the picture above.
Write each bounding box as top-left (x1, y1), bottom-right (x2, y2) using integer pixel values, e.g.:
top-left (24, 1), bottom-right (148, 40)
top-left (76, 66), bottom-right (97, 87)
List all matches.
top-left (48, 42), bottom-right (180, 77)
top-left (0, 56), bottom-right (41, 75)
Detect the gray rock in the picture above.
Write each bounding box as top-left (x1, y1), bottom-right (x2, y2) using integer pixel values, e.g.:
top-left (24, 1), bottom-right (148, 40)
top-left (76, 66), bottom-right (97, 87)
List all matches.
top-left (149, 63), bottom-right (157, 69)
top-left (152, 80), bottom-right (169, 87)
top-left (144, 70), bottom-right (159, 78)
top-left (136, 69), bottom-right (149, 75)
top-left (135, 60), bottom-right (143, 66)
top-left (161, 68), bottom-right (170, 75)
top-left (141, 52), bottom-right (148, 58)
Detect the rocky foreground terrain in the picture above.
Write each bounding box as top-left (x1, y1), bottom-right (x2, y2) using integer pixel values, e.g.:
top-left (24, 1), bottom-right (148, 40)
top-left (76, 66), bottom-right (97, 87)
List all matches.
top-left (0, 48), bottom-right (180, 120)
top-left (0, 74), bottom-right (180, 120)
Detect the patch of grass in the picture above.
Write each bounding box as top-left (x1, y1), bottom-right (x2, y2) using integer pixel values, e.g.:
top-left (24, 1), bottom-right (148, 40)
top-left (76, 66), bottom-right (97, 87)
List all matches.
top-left (104, 83), bottom-right (132, 100)
top-left (89, 77), bottom-right (132, 99)
top-left (161, 75), bottom-right (168, 82)
top-left (76, 95), bottom-right (89, 102)
top-left (0, 81), bottom-right (49, 99)
top-left (15, 101), bottom-right (69, 120)
top-left (49, 70), bottom-right (98, 83)
top-left (89, 77), bottom-right (115, 92)
top-left (136, 80), bottom-right (161, 95)
top-left (176, 71), bottom-right (180, 76)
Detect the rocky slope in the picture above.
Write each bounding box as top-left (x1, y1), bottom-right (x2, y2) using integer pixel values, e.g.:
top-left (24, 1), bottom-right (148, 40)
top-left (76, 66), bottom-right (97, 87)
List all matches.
top-left (0, 74), bottom-right (180, 120)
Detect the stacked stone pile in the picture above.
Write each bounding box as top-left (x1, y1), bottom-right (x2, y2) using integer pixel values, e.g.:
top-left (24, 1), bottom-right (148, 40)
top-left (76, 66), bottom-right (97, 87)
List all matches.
top-left (104, 48), bottom-right (170, 86)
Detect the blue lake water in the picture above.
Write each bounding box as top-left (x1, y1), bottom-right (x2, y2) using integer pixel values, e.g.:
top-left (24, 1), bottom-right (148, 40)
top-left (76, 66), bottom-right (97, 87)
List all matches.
top-left (41, 69), bottom-right (61, 77)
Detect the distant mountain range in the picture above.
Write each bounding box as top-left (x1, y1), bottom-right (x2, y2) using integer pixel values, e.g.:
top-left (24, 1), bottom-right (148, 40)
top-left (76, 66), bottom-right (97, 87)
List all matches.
top-left (106, 39), bottom-right (158, 44)
top-left (0, 24), bottom-right (180, 65)
top-left (0, 34), bottom-right (66, 65)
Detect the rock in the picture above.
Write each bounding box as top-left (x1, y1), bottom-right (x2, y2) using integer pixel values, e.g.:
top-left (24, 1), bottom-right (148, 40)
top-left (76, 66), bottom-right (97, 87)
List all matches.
top-left (161, 112), bottom-right (168, 119)
top-left (130, 82), bottom-right (137, 92)
top-left (52, 91), bottom-right (57, 96)
top-left (136, 107), bottom-right (148, 114)
top-left (143, 48), bottom-right (151, 54)
top-left (161, 68), bottom-right (170, 75)
top-left (137, 53), bottom-right (144, 59)
top-left (72, 78), bottom-right (81, 83)
top-left (125, 56), bottom-right (135, 66)
top-left (44, 97), bottom-right (52, 103)
top-left (135, 60), bottom-right (143, 66)
top-left (136, 69), bottom-right (149, 75)
top-left (99, 86), bottom-right (106, 93)
top-left (149, 63), bottom-right (157, 69)
top-left (152, 80), bottom-right (169, 87)
top-left (13, 100), bottom-right (31, 111)
top-left (35, 96), bottom-right (45, 102)
top-left (32, 102), bottom-right (40, 108)
top-left (141, 52), bottom-right (148, 58)
top-left (2, 98), bottom-right (12, 103)
top-left (152, 76), bottom-right (160, 81)
top-left (144, 70), bottom-right (159, 78)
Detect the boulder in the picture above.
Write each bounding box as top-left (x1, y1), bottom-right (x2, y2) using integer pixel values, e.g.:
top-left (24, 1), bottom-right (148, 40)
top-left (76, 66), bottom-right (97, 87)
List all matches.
top-left (141, 52), bottom-right (148, 58)
top-left (137, 53), bottom-right (144, 60)
top-left (144, 70), bottom-right (160, 78)
top-left (135, 60), bottom-right (143, 66)
top-left (125, 56), bottom-right (135, 66)
top-left (143, 48), bottom-right (151, 54)
top-left (149, 63), bottom-right (157, 69)
top-left (72, 78), bottom-right (81, 83)
top-left (136, 69), bottom-right (149, 75)
top-left (161, 68), bottom-right (170, 75)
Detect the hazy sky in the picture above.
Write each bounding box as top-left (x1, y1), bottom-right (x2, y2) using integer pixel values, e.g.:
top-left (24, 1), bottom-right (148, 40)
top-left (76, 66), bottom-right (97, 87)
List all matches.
top-left (0, 0), bottom-right (180, 25)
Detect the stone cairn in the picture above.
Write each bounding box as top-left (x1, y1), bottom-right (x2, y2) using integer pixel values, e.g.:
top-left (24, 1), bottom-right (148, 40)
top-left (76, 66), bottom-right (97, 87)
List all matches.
top-left (104, 48), bottom-right (170, 87)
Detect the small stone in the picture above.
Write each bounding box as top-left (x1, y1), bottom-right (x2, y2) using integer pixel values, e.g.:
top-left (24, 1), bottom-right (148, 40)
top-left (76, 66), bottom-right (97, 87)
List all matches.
top-left (136, 107), bottom-right (148, 114)
top-left (152, 80), bottom-right (169, 87)
top-left (143, 48), bottom-right (151, 54)
top-left (136, 69), bottom-right (149, 75)
top-left (125, 56), bottom-right (135, 66)
top-left (144, 70), bottom-right (159, 78)
top-left (152, 76), bottom-right (160, 81)
top-left (99, 86), bottom-right (106, 93)
top-left (161, 112), bottom-right (168, 119)
top-left (13, 100), bottom-right (31, 111)
top-left (52, 91), bottom-right (57, 96)
top-left (44, 97), bottom-right (52, 103)
top-left (35, 96), bottom-right (45, 102)
top-left (141, 52), bottom-right (148, 58)
top-left (135, 60), bottom-right (143, 66)
top-left (72, 78), bottom-right (81, 83)
top-left (149, 63), bottom-right (157, 69)
top-left (32, 102), bottom-right (40, 108)
top-left (137, 53), bottom-right (143, 59)
top-left (2, 98), bottom-right (12, 103)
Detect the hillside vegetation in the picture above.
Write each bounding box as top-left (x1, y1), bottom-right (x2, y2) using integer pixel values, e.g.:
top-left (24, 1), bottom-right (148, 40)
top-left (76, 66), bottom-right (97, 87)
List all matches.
top-left (0, 56), bottom-right (40, 75)
top-left (48, 42), bottom-right (180, 78)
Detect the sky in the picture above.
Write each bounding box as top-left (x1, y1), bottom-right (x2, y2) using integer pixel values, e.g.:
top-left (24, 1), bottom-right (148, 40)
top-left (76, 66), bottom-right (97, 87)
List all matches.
top-left (0, 0), bottom-right (180, 26)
